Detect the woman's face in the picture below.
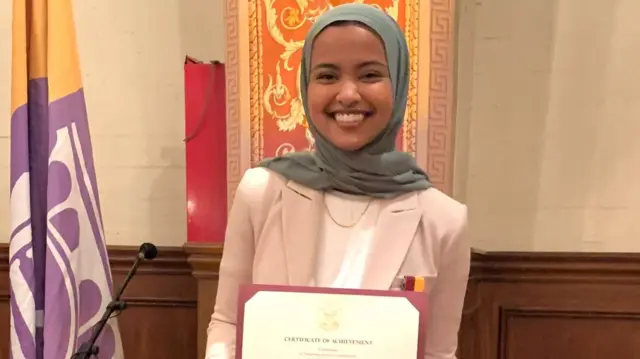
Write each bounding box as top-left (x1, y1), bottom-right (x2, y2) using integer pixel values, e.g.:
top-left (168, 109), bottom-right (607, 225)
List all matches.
top-left (307, 24), bottom-right (394, 151)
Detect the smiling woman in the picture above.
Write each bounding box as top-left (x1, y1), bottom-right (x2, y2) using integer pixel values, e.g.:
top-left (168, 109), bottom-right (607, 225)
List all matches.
top-left (224, 0), bottom-right (458, 206)
top-left (206, 4), bottom-right (468, 359)
top-left (258, 3), bottom-right (428, 197)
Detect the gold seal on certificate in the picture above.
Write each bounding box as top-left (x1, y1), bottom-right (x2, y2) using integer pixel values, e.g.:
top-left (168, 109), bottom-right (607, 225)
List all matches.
top-left (236, 284), bottom-right (428, 359)
top-left (317, 298), bottom-right (342, 332)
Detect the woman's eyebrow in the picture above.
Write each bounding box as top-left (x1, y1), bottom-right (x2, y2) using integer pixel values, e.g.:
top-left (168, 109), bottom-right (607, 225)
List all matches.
top-left (311, 63), bottom-right (339, 71)
top-left (311, 60), bottom-right (386, 72)
top-left (356, 60), bottom-right (386, 68)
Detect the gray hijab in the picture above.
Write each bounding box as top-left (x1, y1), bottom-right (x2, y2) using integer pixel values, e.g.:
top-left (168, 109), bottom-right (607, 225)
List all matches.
top-left (258, 3), bottom-right (431, 198)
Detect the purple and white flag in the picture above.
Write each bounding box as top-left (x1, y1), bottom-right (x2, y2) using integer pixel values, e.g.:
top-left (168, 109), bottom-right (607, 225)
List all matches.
top-left (9, 0), bottom-right (125, 358)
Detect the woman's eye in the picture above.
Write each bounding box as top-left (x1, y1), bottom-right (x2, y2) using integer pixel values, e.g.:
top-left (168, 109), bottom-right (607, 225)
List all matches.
top-left (361, 72), bottom-right (382, 80)
top-left (316, 73), bottom-right (337, 81)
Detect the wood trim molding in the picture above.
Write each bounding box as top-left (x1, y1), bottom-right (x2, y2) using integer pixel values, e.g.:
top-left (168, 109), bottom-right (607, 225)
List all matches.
top-left (183, 242), bottom-right (223, 278)
top-left (108, 245), bottom-right (191, 274)
top-left (470, 250), bottom-right (640, 283)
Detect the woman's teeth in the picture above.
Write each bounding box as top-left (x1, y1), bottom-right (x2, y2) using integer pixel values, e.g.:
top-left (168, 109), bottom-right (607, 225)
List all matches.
top-left (334, 113), bottom-right (365, 127)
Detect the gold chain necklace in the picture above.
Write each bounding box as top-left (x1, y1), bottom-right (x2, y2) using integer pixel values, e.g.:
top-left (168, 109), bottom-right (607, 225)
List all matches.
top-left (322, 192), bottom-right (373, 228)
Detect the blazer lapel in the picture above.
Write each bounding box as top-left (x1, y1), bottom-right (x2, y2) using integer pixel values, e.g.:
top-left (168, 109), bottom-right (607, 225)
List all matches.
top-left (361, 193), bottom-right (422, 289)
top-left (281, 181), bottom-right (322, 286)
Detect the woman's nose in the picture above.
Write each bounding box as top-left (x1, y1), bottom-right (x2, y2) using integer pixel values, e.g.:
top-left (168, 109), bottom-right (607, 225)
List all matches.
top-left (335, 82), bottom-right (361, 107)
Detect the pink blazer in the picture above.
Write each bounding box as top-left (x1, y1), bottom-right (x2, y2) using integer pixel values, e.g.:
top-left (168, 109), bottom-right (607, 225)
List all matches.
top-left (205, 167), bottom-right (470, 359)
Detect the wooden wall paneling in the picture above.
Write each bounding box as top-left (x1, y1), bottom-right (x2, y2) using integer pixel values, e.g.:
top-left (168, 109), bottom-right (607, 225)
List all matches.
top-left (467, 251), bottom-right (640, 359)
top-left (183, 246), bottom-right (640, 359)
top-left (456, 250), bottom-right (483, 359)
top-left (184, 243), bottom-right (223, 359)
top-left (499, 308), bottom-right (640, 359)
top-left (0, 247), bottom-right (9, 359)
top-left (5, 243), bottom-right (640, 359)
top-left (1, 245), bottom-right (197, 359)
top-left (109, 246), bottom-right (198, 359)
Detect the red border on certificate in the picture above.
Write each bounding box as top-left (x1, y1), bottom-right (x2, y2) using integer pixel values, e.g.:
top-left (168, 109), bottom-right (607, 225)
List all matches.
top-left (236, 284), bottom-right (428, 359)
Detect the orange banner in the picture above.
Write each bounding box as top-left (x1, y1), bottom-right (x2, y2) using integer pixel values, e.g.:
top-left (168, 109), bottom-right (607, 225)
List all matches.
top-left (249, 0), bottom-right (420, 164)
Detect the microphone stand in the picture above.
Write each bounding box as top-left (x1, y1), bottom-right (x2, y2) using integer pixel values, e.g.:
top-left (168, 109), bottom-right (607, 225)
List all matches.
top-left (72, 244), bottom-right (156, 359)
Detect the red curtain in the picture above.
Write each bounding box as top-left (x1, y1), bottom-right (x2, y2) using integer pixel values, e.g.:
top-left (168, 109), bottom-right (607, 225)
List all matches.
top-left (184, 60), bottom-right (227, 243)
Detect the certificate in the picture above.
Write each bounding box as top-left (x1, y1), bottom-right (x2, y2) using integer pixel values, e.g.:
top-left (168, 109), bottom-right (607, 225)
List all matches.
top-left (236, 284), bottom-right (427, 359)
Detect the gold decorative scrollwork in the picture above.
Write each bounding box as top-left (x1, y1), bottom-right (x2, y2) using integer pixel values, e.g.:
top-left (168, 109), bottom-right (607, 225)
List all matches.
top-left (262, 0), bottom-right (308, 146)
top-left (263, 61), bottom-right (306, 132)
top-left (275, 142), bottom-right (297, 156)
top-left (264, 0), bottom-right (305, 71)
top-left (261, 0), bottom-right (402, 152)
top-left (280, 6), bottom-right (306, 30)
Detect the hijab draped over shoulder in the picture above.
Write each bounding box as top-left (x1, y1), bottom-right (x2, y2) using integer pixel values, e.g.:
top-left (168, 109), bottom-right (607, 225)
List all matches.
top-left (257, 3), bottom-right (432, 198)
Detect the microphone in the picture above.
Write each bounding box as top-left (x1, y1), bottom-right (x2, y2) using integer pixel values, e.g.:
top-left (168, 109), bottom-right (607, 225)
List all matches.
top-left (138, 242), bottom-right (158, 260)
top-left (71, 242), bottom-right (158, 358)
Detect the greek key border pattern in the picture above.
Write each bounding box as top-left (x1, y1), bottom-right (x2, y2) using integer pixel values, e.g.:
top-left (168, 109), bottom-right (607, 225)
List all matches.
top-left (225, 0), bottom-right (241, 208)
top-left (427, 0), bottom-right (456, 195)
